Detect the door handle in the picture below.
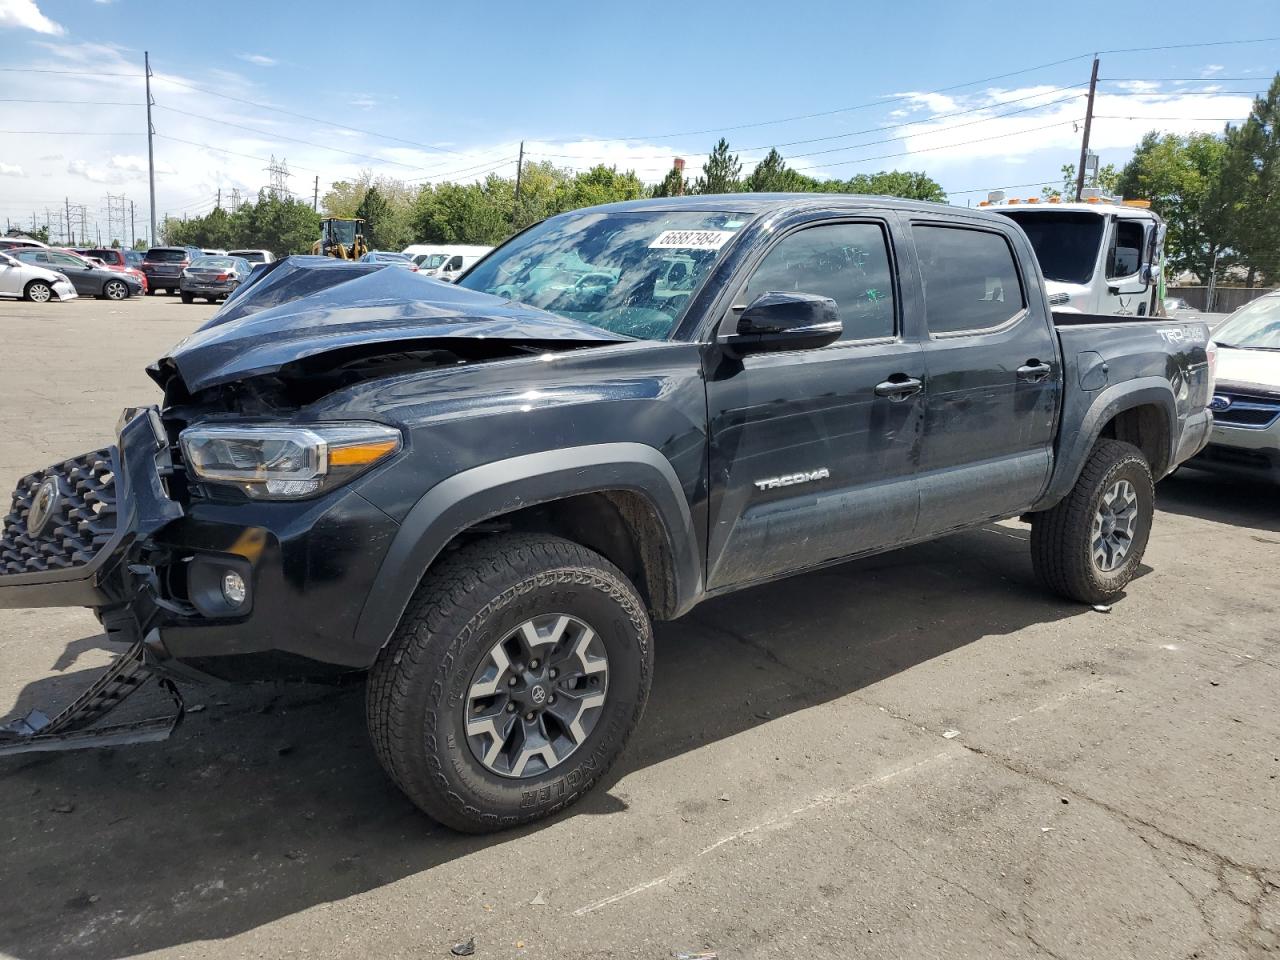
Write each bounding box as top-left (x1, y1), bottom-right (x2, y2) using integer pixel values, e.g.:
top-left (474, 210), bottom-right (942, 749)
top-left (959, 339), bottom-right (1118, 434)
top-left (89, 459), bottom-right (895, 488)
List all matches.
top-left (1017, 361), bottom-right (1052, 383)
top-left (874, 375), bottom-right (923, 401)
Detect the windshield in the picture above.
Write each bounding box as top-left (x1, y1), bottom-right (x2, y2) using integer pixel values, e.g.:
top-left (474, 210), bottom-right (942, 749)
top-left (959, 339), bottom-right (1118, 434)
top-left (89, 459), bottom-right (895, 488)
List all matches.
top-left (418, 253), bottom-right (447, 268)
top-left (1213, 296), bottom-right (1280, 350)
top-left (325, 221), bottom-right (357, 246)
top-left (191, 256), bottom-right (237, 269)
top-left (230, 250), bottom-right (266, 262)
top-left (146, 248), bottom-right (188, 263)
top-left (459, 210), bottom-right (749, 340)
top-left (1000, 211), bottom-right (1104, 285)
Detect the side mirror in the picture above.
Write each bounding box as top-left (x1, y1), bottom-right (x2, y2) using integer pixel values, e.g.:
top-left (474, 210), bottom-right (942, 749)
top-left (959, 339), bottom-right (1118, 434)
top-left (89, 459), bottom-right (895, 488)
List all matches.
top-left (721, 291), bottom-right (842, 356)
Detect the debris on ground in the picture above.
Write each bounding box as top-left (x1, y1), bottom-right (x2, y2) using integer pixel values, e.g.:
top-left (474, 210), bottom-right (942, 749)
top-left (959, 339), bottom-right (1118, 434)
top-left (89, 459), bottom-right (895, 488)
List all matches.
top-left (942, 729), bottom-right (961, 739)
top-left (672, 952), bottom-right (718, 959)
top-left (1092, 604), bottom-right (1112, 613)
top-left (186, 704), bottom-right (206, 714)
top-left (450, 937), bottom-right (476, 956)
top-left (529, 891), bottom-right (546, 906)
top-left (49, 802), bottom-right (74, 814)
top-left (718, 794), bottom-right (730, 802)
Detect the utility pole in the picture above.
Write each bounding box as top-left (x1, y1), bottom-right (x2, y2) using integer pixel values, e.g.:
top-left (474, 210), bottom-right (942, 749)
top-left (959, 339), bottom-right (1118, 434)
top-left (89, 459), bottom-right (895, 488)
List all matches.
top-left (513, 141), bottom-right (525, 225)
top-left (145, 52), bottom-right (158, 245)
top-left (1074, 56), bottom-right (1100, 202)
top-left (65, 197), bottom-right (71, 245)
top-left (130, 199), bottom-right (136, 249)
top-left (312, 175), bottom-right (319, 211)
top-left (216, 187), bottom-right (221, 211)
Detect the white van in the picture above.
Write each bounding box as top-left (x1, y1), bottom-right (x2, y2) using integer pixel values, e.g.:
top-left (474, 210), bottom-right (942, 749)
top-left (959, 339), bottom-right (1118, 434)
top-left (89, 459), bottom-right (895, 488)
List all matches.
top-left (401, 244), bottom-right (493, 281)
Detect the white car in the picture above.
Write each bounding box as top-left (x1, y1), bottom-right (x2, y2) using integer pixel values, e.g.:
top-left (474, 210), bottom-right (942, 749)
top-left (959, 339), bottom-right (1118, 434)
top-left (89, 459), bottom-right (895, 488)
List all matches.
top-left (227, 249), bottom-right (275, 264)
top-left (1191, 291), bottom-right (1280, 483)
top-left (0, 250), bottom-right (78, 303)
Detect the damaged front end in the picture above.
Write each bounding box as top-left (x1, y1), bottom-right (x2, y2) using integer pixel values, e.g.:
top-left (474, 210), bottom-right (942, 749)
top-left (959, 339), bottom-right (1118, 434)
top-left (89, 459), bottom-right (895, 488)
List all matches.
top-left (0, 408), bottom-right (186, 754)
top-left (1, 257), bottom-right (631, 755)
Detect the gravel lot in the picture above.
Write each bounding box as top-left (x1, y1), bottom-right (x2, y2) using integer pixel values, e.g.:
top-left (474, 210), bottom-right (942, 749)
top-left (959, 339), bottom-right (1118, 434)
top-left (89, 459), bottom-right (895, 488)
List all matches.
top-left (0, 295), bottom-right (1276, 960)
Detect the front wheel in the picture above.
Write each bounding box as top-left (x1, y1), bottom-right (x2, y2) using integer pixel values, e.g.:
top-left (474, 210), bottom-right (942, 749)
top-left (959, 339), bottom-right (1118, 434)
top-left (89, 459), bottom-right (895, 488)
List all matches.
top-left (366, 534), bottom-right (653, 833)
top-left (24, 280), bottom-right (53, 303)
top-left (1030, 439), bottom-right (1154, 604)
top-left (180, 291), bottom-right (194, 304)
top-left (103, 279), bottom-right (128, 300)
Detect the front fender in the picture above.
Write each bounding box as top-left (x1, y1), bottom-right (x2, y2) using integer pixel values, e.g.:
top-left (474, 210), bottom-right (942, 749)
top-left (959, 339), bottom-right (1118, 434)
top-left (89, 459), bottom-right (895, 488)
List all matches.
top-left (349, 442), bottom-right (701, 664)
top-left (1035, 377), bottom-right (1178, 508)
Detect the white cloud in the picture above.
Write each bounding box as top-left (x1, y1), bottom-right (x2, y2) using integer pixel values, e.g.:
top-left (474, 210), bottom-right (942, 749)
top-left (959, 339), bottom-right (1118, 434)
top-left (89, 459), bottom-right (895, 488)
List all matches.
top-left (1115, 80), bottom-right (1160, 93)
top-left (67, 159), bottom-right (112, 184)
top-left (236, 53), bottom-right (277, 67)
top-left (1201, 64), bottom-right (1224, 77)
top-left (349, 95), bottom-right (379, 110)
top-left (889, 92), bottom-right (960, 115)
top-left (0, 163), bottom-right (24, 176)
top-left (0, 0), bottom-right (64, 34)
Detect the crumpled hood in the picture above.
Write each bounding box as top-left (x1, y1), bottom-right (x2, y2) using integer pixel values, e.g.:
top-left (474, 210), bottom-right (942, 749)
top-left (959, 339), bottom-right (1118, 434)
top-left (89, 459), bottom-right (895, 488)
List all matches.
top-left (151, 256), bottom-right (630, 393)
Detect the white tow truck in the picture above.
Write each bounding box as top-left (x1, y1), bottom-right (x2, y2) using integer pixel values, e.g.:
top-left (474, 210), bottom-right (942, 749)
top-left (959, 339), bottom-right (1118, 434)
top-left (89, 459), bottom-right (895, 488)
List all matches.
top-left (980, 189), bottom-right (1168, 317)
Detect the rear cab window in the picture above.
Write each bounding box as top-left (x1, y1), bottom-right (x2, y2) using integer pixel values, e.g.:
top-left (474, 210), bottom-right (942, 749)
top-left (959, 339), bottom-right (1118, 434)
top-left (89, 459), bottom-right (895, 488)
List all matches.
top-left (913, 224), bottom-right (1026, 335)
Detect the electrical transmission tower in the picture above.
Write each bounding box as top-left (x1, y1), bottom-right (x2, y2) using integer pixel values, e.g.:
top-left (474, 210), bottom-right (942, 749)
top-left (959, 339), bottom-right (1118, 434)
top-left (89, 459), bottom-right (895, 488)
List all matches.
top-left (104, 194), bottom-right (128, 246)
top-left (229, 188), bottom-right (242, 211)
top-left (264, 156), bottom-right (291, 199)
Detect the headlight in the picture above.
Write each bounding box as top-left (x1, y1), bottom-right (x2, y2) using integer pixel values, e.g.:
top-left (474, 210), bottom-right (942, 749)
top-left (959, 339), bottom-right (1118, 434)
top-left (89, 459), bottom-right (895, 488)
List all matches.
top-left (180, 422), bottom-right (402, 499)
top-left (54, 273), bottom-right (70, 283)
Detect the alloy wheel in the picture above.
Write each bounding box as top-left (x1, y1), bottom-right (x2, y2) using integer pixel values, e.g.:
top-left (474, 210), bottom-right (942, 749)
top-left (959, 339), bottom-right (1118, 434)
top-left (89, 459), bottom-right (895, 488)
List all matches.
top-left (1092, 479), bottom-right (1139, 572)
top-left (465, 613), bottom-right (609, 778)
top-left (27, 283), bottom-right (51, 303)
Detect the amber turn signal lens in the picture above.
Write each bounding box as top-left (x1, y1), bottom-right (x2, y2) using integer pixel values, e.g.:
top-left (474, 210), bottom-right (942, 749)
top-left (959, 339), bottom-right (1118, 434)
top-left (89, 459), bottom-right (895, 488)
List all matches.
top-left (328, 439), bottom-right (400, 467)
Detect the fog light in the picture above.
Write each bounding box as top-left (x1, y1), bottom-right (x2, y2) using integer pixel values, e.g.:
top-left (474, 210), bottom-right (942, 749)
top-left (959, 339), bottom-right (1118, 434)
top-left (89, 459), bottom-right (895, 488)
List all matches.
top-left (221, 570), bottom-right (247, 606)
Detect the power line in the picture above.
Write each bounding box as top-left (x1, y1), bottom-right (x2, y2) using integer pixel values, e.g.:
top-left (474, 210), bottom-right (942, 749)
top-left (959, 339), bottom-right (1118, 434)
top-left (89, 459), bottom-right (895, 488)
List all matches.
top-left (154, 134), bottom-right (319, 173)
top-left (799, 118), bottom-right (1082, 172)
top-left (149, 74), bottom-right (469, 160)
top-left (0, 98), bottom-right (137, 106)
top-left (1093, 115), bottom-right (1251, 121)
top-left (0, 129), bottom-right (140, 136)
top-left (154, 104), bottom-right (427, 171)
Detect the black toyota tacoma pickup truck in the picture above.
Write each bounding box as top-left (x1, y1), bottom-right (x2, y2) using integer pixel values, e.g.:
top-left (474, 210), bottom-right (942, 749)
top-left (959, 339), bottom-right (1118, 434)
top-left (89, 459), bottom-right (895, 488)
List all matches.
top-left (0, 195), bottom-right (1213, 831)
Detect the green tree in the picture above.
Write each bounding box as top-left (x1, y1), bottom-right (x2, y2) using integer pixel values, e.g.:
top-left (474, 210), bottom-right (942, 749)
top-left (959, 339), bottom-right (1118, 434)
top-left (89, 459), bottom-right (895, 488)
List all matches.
top-left (743, 149), bottom-right (815, 192)
top-left (650, 162), bottom-right (688, 198)
top-left (1227, 74), bottom-right (1280, 286)
top-left (838, 170), bottom-right (946, 202)
top-left (1042, 161), bottom-right (1120, 199)
top-left (513, 160), bottom-right (573, 229)
top-left (1116, 132), bottom-right (1232, 281)
top-left (356, 185), bottom-right (399, 250)
top-left (693, 138), bottom-right (742, 194)
top-left (553, 165), bottom-right (646, 211)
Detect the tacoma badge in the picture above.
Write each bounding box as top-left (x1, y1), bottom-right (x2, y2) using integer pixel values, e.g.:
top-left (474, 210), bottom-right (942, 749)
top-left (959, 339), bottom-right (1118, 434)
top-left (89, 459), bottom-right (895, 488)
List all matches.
top-left (754, 468), bottom-right (830, 491)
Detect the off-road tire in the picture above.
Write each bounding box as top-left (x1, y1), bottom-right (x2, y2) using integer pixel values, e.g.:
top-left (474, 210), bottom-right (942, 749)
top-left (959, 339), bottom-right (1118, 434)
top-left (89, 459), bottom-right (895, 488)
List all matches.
top-left (366, 534), bottom-right (653, 833)
top-left (180, 291), bottom-right (194, 304)
top-left (1031, 439), bottom-right (1154, 604)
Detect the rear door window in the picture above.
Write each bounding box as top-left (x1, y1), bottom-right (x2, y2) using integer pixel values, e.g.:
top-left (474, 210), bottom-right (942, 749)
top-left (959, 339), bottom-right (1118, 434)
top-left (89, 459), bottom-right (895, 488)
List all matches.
top-left (913, 225), bottom-right (1025, 335)
top-left (742, 221), bottom-right (896, 342)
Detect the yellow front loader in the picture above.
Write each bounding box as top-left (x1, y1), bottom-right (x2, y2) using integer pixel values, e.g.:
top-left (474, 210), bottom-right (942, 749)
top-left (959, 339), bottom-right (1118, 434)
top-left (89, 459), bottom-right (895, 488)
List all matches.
top-left (312, 218), bottom-right (369, 259)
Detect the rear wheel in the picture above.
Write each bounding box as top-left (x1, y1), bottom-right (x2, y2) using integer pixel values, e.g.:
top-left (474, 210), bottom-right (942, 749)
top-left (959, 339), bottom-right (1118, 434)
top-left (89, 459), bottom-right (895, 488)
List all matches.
top-left (180, 291), bottom-right (194, 304)
top-left (206, 297), bottom-right (218, 304)
top-left (1031, 439), bottom-right (1154, 604)
top-left (145, 287), bottom-right (155, 296)
top-left (24, 280), bottom-right (52, 303)
top-left (103, 279), bottom-right (128, 300)
top-left (366, 534), bottom-right (653, 833)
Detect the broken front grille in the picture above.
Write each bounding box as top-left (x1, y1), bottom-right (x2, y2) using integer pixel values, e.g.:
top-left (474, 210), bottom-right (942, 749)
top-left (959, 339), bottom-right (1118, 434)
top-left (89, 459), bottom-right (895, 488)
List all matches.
top-left (1, 449), bottom-right (117, 575)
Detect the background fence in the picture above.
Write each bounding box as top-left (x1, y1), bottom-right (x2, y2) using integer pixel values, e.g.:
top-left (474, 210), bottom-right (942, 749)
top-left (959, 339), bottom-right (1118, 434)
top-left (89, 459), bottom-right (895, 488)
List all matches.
top-left (1167, 285), bottom-right (1277, 313)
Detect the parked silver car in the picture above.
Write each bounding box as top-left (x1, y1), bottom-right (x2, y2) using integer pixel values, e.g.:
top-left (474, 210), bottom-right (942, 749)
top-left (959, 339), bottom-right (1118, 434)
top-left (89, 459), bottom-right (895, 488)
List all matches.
top-left (1192, 291), bottom-right (1280, 483)
top-left (179, 255), bottom-right (253, 304)
top-left (0, 250), bottom-right (78, 302)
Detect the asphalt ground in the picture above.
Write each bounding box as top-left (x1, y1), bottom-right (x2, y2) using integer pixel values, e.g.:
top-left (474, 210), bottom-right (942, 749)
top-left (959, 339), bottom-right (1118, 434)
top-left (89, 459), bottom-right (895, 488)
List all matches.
top-left (0, 294), bottom-right (1276, 960)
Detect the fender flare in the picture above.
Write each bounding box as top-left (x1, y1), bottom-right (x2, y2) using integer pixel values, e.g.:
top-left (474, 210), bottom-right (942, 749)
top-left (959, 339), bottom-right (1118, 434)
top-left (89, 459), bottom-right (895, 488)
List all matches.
top-left (349, 442), bottom-right (702, 663)
top-left (1035, 377), bottom-right (1178, 508)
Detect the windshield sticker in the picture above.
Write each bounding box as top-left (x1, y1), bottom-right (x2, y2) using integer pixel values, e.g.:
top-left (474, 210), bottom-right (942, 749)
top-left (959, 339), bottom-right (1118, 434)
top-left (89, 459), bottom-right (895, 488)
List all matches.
top-left (649, 229), bottom-right (736, 251)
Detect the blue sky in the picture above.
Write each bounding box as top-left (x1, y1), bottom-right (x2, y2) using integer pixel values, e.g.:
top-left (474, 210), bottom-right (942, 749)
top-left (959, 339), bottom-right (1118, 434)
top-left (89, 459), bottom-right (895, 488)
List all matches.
top-left (0, 0), bottom-right (1277, 243)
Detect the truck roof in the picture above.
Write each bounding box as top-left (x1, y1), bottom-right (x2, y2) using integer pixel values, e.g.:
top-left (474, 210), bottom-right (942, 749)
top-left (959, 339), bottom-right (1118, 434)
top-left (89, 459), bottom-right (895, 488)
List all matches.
top-left (568, 192), bottom-right (1004, 221)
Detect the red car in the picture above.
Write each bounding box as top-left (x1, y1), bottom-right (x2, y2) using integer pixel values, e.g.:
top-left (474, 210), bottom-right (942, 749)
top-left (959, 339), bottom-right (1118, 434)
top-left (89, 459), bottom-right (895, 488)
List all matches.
top-left (75, 248), bottom-right (149, 293)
